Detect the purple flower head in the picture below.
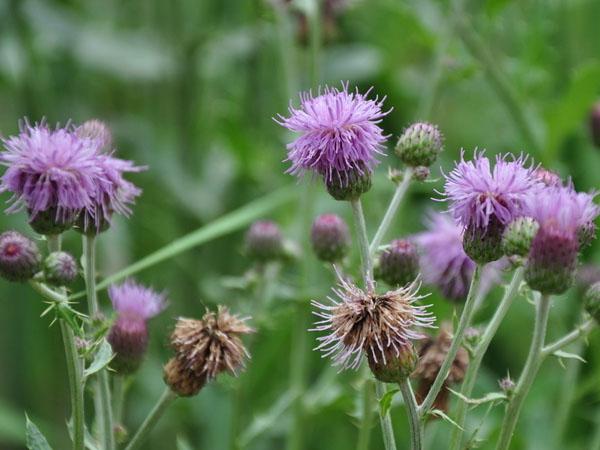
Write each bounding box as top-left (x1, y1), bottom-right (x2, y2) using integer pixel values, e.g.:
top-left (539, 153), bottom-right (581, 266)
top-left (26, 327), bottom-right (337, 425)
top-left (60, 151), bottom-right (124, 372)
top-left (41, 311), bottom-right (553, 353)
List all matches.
top-left (275, 82), bottom-right (390, 184)
top-left (0, 121), bottom-right (104, 223)
top-left (441, 151), bottom-right (543, 231)
top-left (108, 279), bottom-right (167, 322)
top-left (413, 211), bottom-right (503, 301)
top-left (80, 153), bottom-right (145, 233)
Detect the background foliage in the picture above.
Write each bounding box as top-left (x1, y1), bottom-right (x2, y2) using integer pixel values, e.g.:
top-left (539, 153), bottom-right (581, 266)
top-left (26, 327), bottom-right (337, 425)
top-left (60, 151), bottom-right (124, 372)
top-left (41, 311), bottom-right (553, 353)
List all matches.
top-left (1, 0), bottom-right (600, 449)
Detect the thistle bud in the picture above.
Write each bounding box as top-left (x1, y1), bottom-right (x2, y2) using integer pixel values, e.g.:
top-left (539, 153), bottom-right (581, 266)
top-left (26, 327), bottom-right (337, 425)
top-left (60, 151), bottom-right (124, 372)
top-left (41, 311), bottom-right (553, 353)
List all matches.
top-left (578, 220), bottom-right (596, 249)
top-left (325, 166), bottom-right (372, 201)
top-left (28, 207), bottom-right (77, 235)
top-left (463, 327), bottom-right (481, 350)
top-left (310, 214), bottom-right (350, 262)
top-left (108, 316), bottom-right (149, 374)
top-left (43, 251), bottom-right (78, 286)
top-left (367, 343), bottom-right (418, 383)
top-left (499, 376), bottom-right (515, 396)
top-left (245, 221), bottom-right (283, 262)
top-left (590, 101), bottom-right (600, 148)
top-left (395, 122), bottom-right (444, 167)
top-left (584, 281), bottom-right (600, 323)
top-left (0, 231), bottom-right (42, 282)
top-left (502, 217), bottom-right (539, 257)
top-left (525, 222), bottom-right (579, 295)
top-left (463, 218), bottom-right (505, 263)
top-left (412, 166), bottom-right (430, 182)
top-left (77, 119), bottom-right (113, 152)
top-left (375, 239), bottom-right (419, 286)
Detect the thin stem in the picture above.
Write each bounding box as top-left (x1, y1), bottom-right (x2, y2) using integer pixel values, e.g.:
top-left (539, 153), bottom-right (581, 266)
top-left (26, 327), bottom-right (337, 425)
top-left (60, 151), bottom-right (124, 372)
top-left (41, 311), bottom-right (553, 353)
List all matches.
top-left (369, 167), bottom-right (413, 257)
top-left (356, 377), bottom-right (375, 450)
top-left (47, 234), bottom-right (62, 252)
top-left (495, 294), bottom-right (552, 450)
top-left (399, 380), bottom-right (422, 450)
top-left (113, 376), bottom-right (126, 425)
top-left (448, 267), bottom-right (524, 450)
top-left (350, 199), bottom-right (374, 290)
top-left (418, 266), bottom-right (482, 417)
top-left (541, 318), bottom-right (596, 357)
top-left (375, 381), bottom-right (398, 450)
top-left (124, 388), bottom-right (177, 450)
top-left (83, 235), bottom-right (115, 450)
top-left (60, 320), bottom-right (85, 450)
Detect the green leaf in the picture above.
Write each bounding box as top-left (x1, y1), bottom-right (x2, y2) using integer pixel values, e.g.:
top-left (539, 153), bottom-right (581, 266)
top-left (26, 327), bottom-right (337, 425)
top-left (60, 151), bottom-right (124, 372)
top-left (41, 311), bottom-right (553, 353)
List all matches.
top-left (428, 409), bottom-right (464, 430)
top-left (25, 415), bottom-right (52, 450)
top-left (553, 350), bottom-right (587, 364)
top-left (69, 186), bottom-right (294, 300)
top-left (448, 388), bottom-right (507, 406)
top-left (379, 388), bottom-right (399, 416)
top-left (83, 340), bottom-right (114, 379)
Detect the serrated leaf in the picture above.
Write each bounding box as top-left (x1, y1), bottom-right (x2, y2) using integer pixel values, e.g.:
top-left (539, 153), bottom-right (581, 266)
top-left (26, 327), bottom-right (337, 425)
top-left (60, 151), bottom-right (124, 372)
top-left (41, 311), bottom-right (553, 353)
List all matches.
top-left (428, 409), bottom-right (464, 430)
top-left (83, 340), bottom-right (114, 379)
top-left (25, 415), bottom-right (52, 450)
top-left (553, 350), bottom-right (587, 364)
top-left (379, 388), bottom-right (399, 416)
top-left (448, 388), bottom-right (507, 406)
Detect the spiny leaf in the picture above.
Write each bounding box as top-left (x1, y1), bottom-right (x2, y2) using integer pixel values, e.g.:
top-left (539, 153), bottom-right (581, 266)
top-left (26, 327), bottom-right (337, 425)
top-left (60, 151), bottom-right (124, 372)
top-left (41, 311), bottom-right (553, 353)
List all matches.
top-left (428, 409), bottom-right (464, 430)
top-left (448, 388), bottom-right (507, 407)
top-left (25, 415), bottom-right (52, 450)
top-left (379, 388), bottom-right (399, 416)
top-left (553, 350), bottom-right (587, 367)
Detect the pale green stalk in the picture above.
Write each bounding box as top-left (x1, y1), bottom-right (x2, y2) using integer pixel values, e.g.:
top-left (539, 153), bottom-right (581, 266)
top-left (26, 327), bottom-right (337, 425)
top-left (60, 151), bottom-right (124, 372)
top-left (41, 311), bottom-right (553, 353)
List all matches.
top-left (356, 377), bottom-right (375, 450)
top-left (418, 266), bottom-right (482, 417)
top-left (448, 267), bottom-right (524, 450)
top-left (124, 388), bottom-right (177, 450)
top-left (399, 380), bottom-right (422, 450)
top-left (83, 236), bottom-right (114, 450)
top-left (496, 294), bottom-right (552, 450)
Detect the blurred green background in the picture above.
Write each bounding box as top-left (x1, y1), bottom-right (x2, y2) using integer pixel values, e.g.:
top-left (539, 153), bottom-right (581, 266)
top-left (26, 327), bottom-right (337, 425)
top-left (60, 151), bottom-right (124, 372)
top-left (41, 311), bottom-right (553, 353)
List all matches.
top-left (1, 0), bottom-right (600, 449)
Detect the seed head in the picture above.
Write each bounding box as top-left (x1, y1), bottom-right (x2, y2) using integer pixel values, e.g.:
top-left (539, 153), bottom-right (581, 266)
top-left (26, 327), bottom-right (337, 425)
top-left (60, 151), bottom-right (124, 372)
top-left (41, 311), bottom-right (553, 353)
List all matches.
top-left (395, 122), bottom-right (444, 167)
top-left (311, 271), bottom-right (435, 371)
top-left (0, 231), bottom-right (41, 282)
top-left (310, 214), bottom-right (351, 262)
top-left (375, 239), bottom-right (419, 287)
top-left (43, 251), bottom-right (78, 286)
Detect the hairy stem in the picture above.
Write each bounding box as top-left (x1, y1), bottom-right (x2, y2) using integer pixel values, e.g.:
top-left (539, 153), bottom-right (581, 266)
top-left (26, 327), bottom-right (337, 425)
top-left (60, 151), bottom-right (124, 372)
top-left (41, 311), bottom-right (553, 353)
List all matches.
top-left (418, 266), bottom-right (482, 417)
top-left (83, 235), bottom-right (115, 450)
top-left (369, 167), bottom-right (413, 257)
top-left (124, 388), bottom-right (177, 450)
top-left (399, 380), bottom-right (423, 450)
top-left (448, 267), bottom-right (524, 450)
top-left (61, 320), bottom-right (85, 450)
top-left (495, 294), bottom-right (552, 450)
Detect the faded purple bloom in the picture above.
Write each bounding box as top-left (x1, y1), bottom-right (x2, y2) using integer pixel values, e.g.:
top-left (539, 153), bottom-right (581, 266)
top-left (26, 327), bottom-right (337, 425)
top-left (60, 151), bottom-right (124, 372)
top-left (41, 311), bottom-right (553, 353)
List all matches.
top-left (441, 151), bottom-right (542, 230)
top-left (275, 82), bottom-right (390, 184)
top-left (0, 121), bottom-right (103, 224)
top-left (310, 270), bottom-right (435, 370)
top-left (107, 280), bottom-right (167, 373)
top-left (79, 153), bottom-right (144, 233)
top-left (413, 212), bottom-right (503, 302)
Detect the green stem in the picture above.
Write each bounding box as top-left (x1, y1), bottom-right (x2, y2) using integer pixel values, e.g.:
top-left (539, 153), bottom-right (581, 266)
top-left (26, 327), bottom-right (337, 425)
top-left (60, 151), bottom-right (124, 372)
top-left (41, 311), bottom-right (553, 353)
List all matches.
top-left (541, 318), bottom-right (596, 357)
top-left (495, 294), bottom-right (552, 450)
top-left (590, 406), bottom-right (600, 450)
top-left (83, 236), bottom-right (115, 450)
top-left (47, 234), bottom-right (62, 252)
top-left (399, 380), bottom-right (422, 450)
top-left (350, 198), bottom-right (397, 450)
top-left (124, 388), bottom-right (177, 450)
top-left (369, 167), bottom-right (413, 257)
top-left (448, 267), bottom-right (524, 450)
top-left (60, 320), bottom-right (85, 450)
top-left (113, 376), bottom-right (125, 425)
top-left (356, 377), bottom-right (375, 450)
top-left (418, 266), bottom-right (482, 417)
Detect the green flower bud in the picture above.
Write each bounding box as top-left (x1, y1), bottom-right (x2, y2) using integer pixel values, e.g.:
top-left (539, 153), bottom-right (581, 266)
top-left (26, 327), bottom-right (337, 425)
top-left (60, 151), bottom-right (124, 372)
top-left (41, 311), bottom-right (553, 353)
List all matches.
top-left (395, 122), bottom-right (443, 167)
top-left (325, 166), bottom-right (372, 201)
top-left (502, 217), bottom-right (539, 257)
top-left (367, 343), bottom-right (418, 383)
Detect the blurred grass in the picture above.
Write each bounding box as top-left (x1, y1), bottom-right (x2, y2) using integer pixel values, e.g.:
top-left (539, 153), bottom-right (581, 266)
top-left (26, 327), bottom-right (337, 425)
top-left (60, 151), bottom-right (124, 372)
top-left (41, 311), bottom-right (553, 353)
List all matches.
top-left (0, 0), bottom-right (600, 449)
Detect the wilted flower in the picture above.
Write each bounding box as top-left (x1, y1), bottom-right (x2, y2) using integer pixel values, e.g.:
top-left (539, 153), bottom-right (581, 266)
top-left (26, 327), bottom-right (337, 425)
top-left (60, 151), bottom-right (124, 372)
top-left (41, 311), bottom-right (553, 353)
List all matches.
top-left (0, 121), bottom-right (104, 234)
top-left (310, 214), bottom-right (351, 262)
top-left (413, 212), bottom-right (503, 302)
top-left (164, 306), bottom-right (253, 396)
top-left (275, 83), bottom-right (389, 199)
top-left (0, 230), bottom-right (41, 282)
top-left (311, 271), bottom-right (435, 371)
top-left (413, 323), bottom-right (469, 412)
top-left (107, 280), bottom-right (167, 374)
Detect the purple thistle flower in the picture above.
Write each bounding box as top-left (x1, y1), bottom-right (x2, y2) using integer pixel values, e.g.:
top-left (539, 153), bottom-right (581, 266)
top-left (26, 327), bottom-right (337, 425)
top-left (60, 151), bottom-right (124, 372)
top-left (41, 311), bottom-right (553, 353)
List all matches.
top-left (310, 270), bottom-right (435, 370)
top-left (441, 151), bottom-right (542, 230)
top-left (107, 279), bottom-right (167, 374)
top-left (275, 82), bottom-right (390, 185)
top-left (413, 211), bottom-right (503, 302)
top-left (79, 153), bottom-right (145, 233)
top-left (0, 121), bottom-right (104, 225)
